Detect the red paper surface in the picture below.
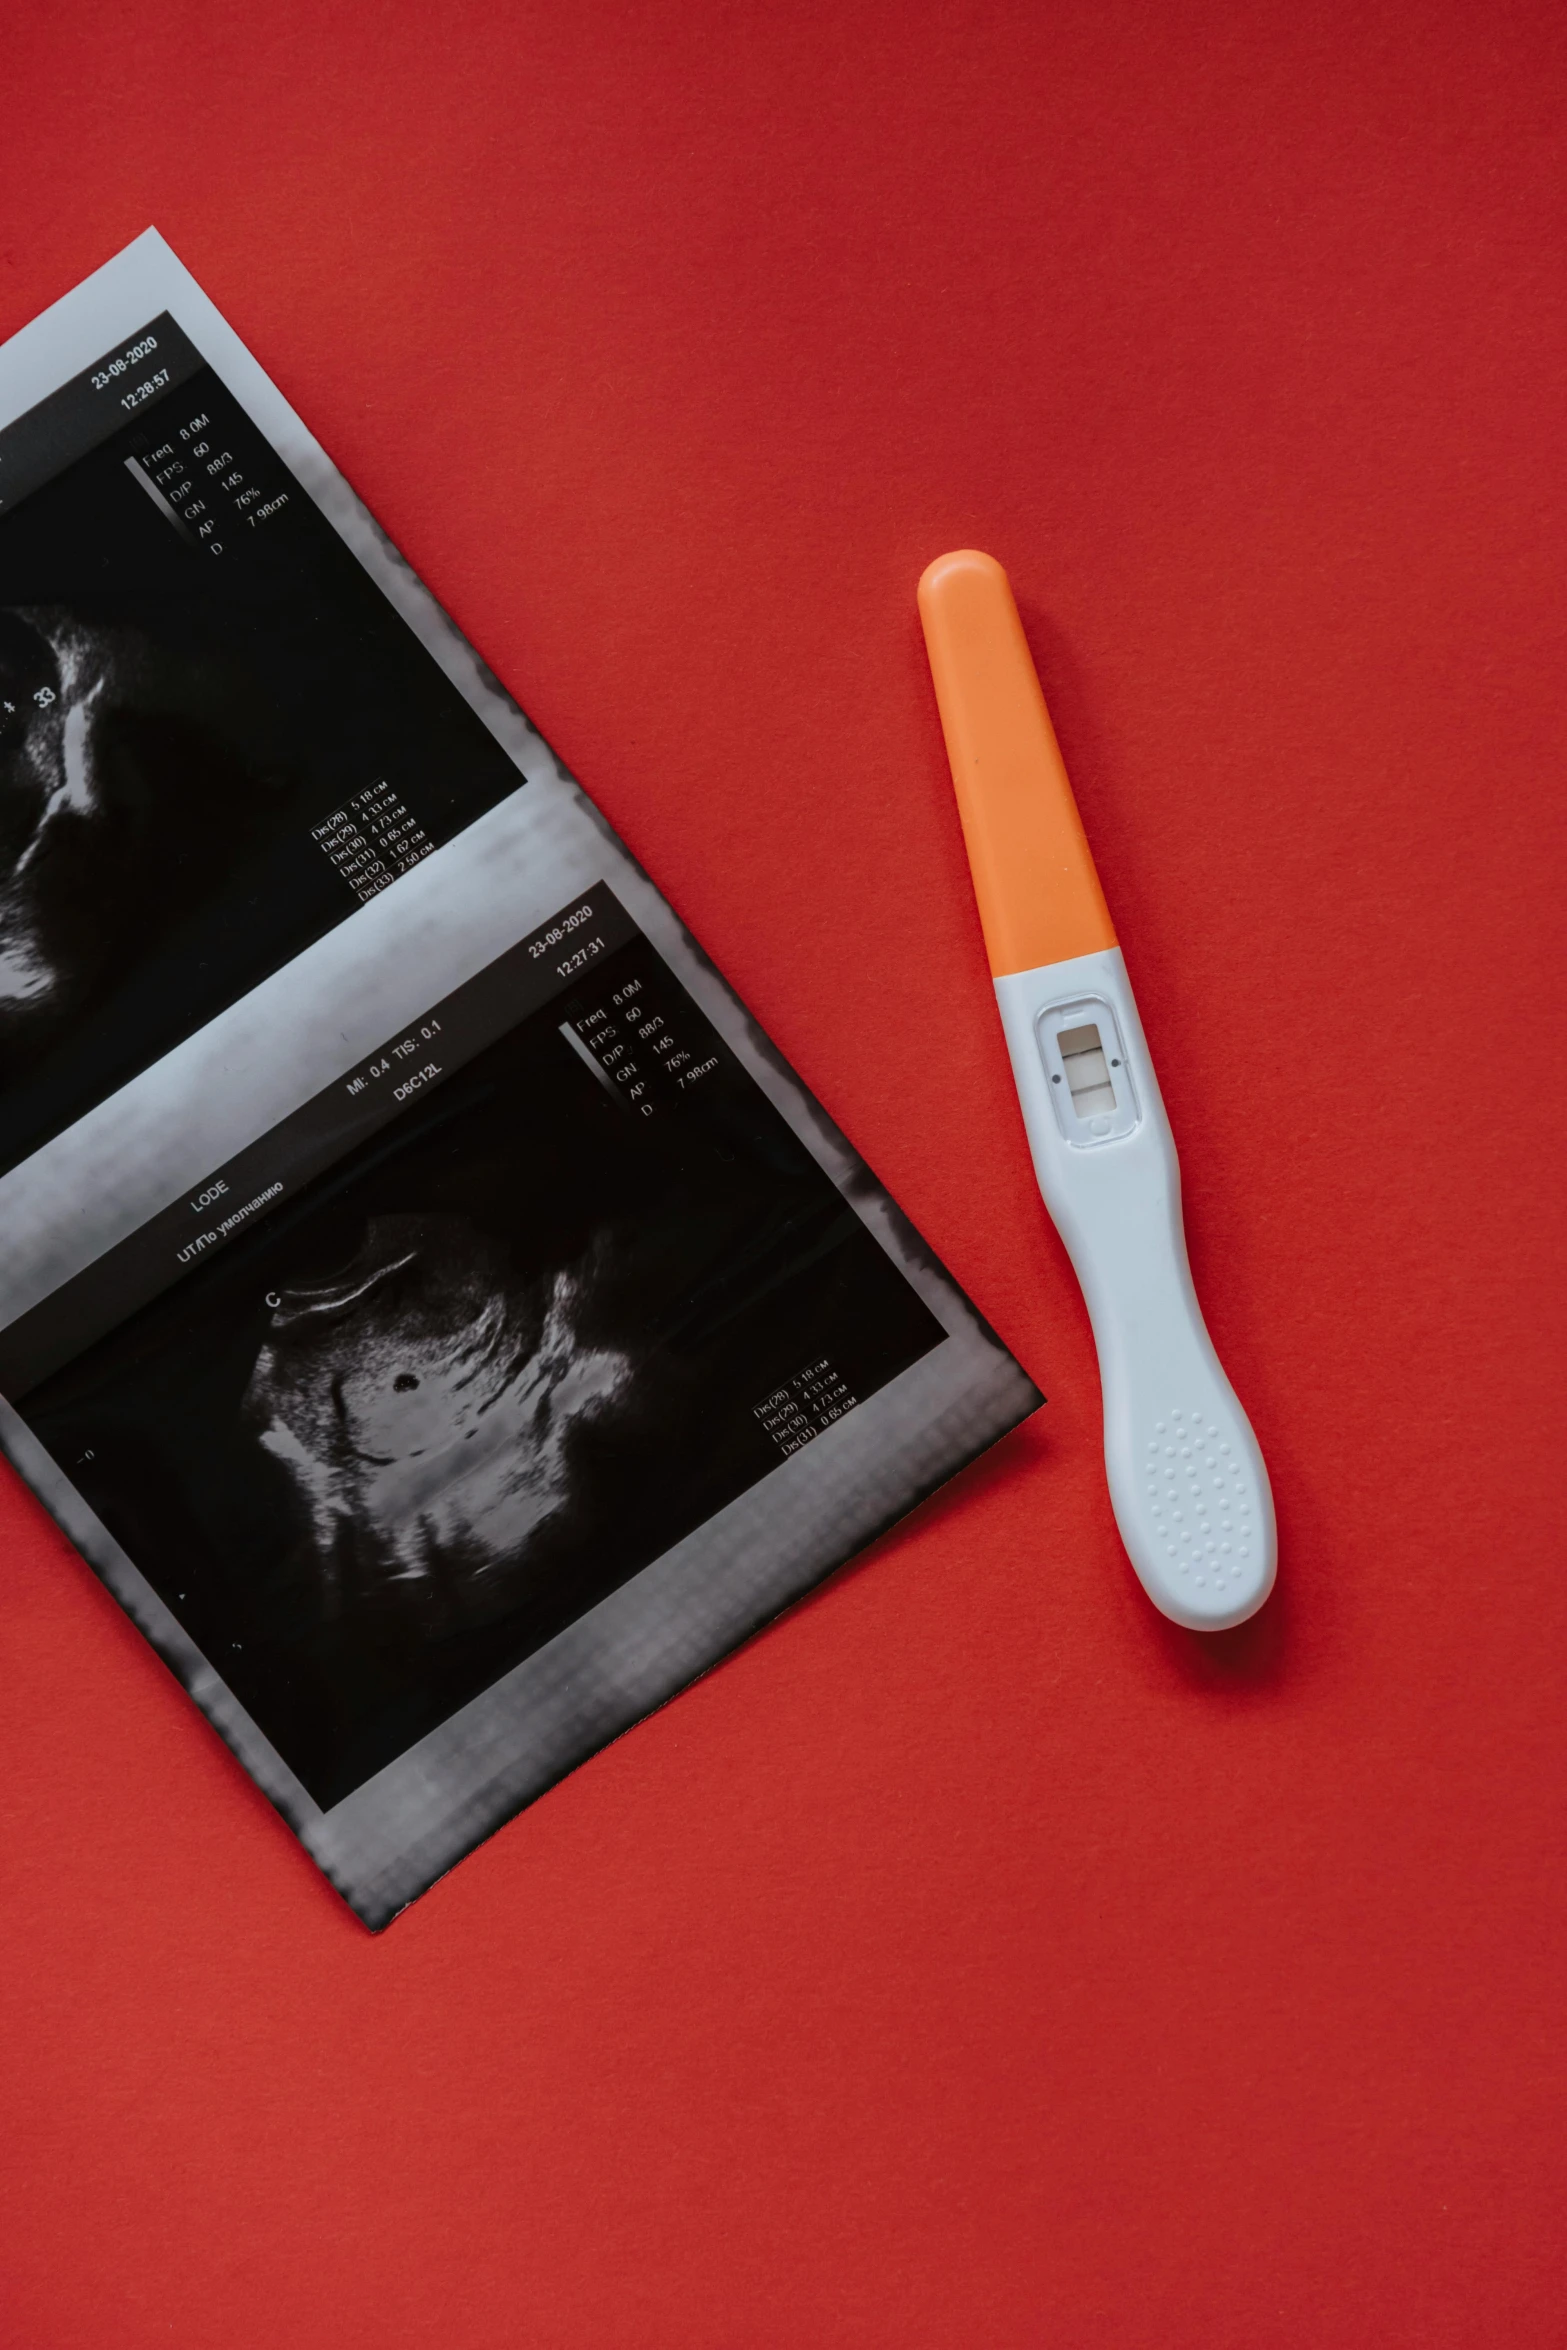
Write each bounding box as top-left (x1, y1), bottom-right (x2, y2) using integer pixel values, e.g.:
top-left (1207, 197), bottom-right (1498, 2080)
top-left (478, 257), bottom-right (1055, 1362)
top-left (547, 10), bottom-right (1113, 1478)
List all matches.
top-left (1, 3), bottom-right (1563, 2342)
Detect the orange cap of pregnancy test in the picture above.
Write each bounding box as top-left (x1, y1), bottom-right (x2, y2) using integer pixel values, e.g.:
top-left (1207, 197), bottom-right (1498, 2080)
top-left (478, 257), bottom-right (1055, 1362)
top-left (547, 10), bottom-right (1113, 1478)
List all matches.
top-left (918, 550), bottom-right (1115, 978)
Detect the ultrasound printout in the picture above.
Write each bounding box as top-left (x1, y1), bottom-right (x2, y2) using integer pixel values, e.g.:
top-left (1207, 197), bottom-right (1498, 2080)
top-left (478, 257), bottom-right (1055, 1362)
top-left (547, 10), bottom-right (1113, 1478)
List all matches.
top-left (0, 235), bottom-right (1040, 1926)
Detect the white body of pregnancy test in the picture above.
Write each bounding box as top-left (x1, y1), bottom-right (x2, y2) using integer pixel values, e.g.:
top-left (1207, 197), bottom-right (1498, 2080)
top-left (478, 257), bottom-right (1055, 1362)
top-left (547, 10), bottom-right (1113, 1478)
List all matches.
top-left (918, 549), bottom-right (1274, 1631)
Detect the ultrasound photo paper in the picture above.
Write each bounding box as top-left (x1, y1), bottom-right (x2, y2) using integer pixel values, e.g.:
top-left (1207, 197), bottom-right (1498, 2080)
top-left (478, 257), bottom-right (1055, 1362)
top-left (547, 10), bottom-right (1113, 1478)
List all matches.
top-left (0, 235), bottom-right (1040, 1927)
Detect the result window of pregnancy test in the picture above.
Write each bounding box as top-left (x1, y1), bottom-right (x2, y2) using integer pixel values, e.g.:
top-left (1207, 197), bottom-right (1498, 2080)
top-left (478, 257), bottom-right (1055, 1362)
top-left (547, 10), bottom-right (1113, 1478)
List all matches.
top-left (1057, 1023), bottom-right (1117, 1115)
top-left (1037, 1000), bottom-right (1140, 1145)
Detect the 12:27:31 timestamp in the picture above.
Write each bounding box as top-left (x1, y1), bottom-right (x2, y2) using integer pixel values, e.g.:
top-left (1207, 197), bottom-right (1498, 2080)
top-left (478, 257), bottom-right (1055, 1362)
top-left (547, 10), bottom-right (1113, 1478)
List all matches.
top-left (555, 935), bottom-right (604, 977)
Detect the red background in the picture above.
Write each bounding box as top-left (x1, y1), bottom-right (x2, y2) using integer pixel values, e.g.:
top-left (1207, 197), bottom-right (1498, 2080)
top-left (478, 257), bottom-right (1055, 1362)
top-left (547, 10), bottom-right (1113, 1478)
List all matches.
top-left (1, 3), bottom-right (1563, 2342)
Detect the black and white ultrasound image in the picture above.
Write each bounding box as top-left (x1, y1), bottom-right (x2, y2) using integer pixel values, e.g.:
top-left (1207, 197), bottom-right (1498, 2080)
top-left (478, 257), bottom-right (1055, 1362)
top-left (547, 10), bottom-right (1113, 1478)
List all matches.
top-left (0, 365), bottom-right (522, 1176)
top-left (22, 938), bottom-right (943, 1808)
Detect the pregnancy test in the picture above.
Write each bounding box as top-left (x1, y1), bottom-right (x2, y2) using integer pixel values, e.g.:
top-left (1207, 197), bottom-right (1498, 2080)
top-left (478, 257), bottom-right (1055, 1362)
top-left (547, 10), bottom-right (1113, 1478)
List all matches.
top-left (918, 549), bottom-right (1275, 1630)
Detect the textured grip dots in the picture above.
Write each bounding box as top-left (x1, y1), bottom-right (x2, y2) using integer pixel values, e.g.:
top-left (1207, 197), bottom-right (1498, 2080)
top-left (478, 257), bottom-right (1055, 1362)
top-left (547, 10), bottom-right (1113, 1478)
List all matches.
top-left (1144, 1408), bottom-right (1254, 1595)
